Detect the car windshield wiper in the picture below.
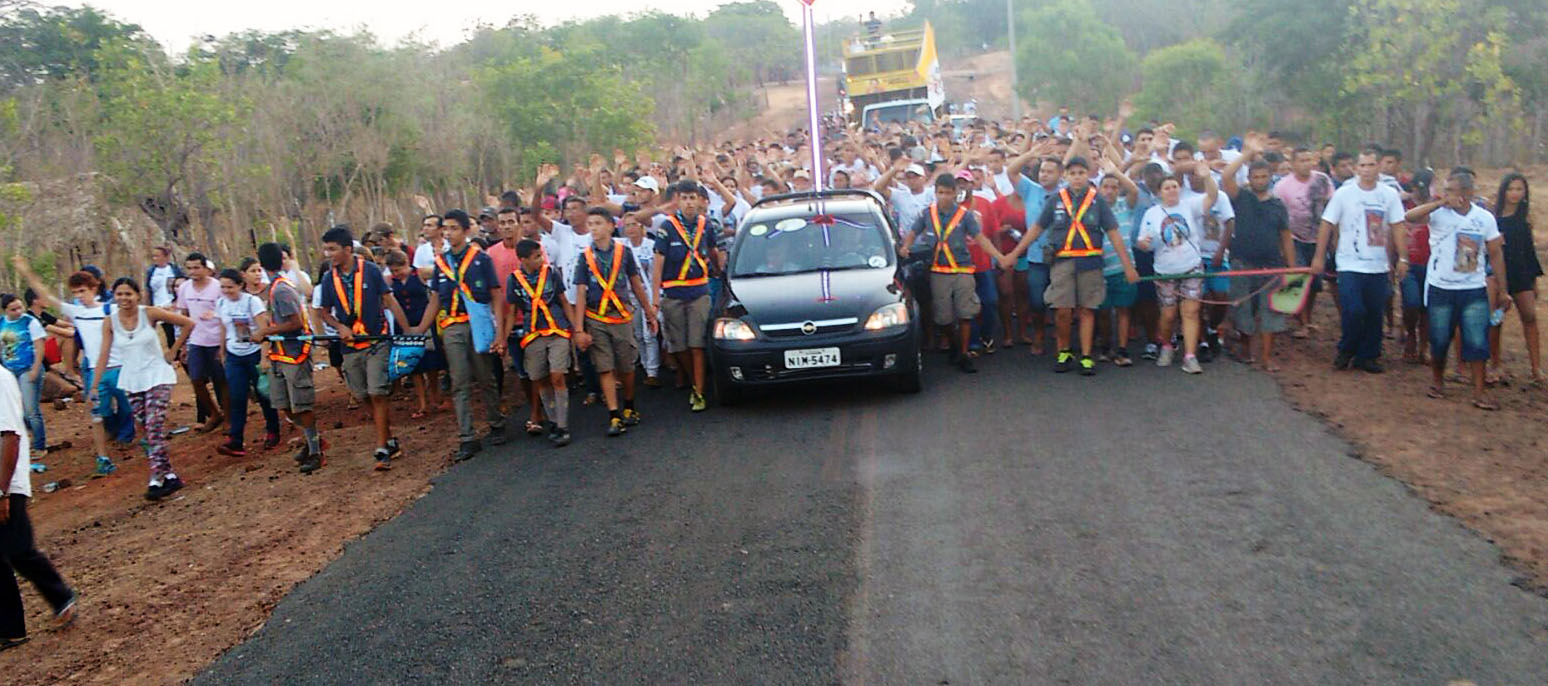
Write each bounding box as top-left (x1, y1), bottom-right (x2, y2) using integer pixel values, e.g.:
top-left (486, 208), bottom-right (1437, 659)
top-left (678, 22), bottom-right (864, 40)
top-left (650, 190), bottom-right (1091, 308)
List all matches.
top-left (733, 264), bottom-right (883, 278)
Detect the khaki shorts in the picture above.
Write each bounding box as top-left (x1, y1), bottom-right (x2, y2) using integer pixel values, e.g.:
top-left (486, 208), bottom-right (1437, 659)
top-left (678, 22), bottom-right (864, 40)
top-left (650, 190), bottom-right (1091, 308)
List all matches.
top-left (1045, 259), bottom-right (1107, 310)
top-left (1156, 277), bottom-right (1204, 307)
top-left (522, 334), bottom-right (572, 380)
top-left (340, 341), bottom-right (391, 399)
top-left (585, 319), bottom-right (638, 374)
top-left (268, 360), bottom-right (315, 413)
top-left (929, 272), bottom-right (980, 325)
top-left (661, 294), bottom-right (710, 353)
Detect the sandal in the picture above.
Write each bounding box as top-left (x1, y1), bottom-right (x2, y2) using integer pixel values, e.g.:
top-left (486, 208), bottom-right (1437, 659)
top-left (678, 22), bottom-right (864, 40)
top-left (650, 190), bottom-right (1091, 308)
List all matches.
top-left (1472, 397), bottom-right (1500, 411)
top-left (525, 420), bottom-right (545, 436)
top-left (1426, 385), bottom-right (1445, 399)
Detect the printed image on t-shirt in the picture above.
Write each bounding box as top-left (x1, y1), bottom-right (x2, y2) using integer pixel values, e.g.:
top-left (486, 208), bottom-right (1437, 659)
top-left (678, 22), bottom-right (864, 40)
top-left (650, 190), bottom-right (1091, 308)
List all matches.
top-left (1201, 213), bottom-right (1221, 243)
top-left (231, 312), bottom-right (253, 340)
top-left (1454, 232), bottom-right (1481, 273)
top-left (1161, 213), bottom-right (1190, 247)
top-left (1364, 208), bottom-right (1388, 248)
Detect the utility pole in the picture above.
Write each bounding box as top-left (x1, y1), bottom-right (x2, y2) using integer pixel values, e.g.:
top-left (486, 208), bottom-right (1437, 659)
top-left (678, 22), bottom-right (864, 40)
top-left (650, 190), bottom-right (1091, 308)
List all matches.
top-left (1007, 0), bottom-right (1020, 119)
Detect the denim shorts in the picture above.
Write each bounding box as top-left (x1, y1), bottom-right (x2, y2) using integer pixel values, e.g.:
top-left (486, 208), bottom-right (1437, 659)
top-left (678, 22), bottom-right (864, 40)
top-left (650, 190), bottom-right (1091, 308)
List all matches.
top-left (1427, 286), bottom-right (1489, 362)
top-left (185, 344), bottom-right (222, 382)
top-left (1025, 262), bottom-right (1051, 311)
top-left (1400, 266), bottom-right (1428, 310)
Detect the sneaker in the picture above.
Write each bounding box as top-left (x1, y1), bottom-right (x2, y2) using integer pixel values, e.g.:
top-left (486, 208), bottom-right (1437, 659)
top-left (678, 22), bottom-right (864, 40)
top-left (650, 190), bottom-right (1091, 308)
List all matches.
top-left (1355, 358), bottom-right (1385, 374)
top-left (262, 432), bottom-right (281, 450)
top-left (1096, 348), bottom-right (1111, 363)
top-left (690, 391), bottom-right (707, 412)
top-left (1156, 346), bottom-right (1175, 367)
top-left (1113, 350), bottom-right (1133, 367)
top-left (373, 448), bottom-right (392, 471)
top-left (1332, 350), bottom-right (1354, 370)
top-left (94, 456), bottom-right (117, 476)
top-left (1197, 341), bottom-right (1215, 363)
top-left (607, 417), bottom-right (625, 437)
top-left (643, 375), bottom-right (661, 388)
top-left (1079, 356), bottom-right (1096, 376)
top-left (293, 441), bottom-right (310, 463)
top-left (957, 356), bottom-right (977, 374)
top-left (550, 429), bottom-right (572, 447)
top-left (216, 441), bottom-right (246, 457)
top-left (0, 636), bottom-right (29, 651)
top-left (53, 593), bottom-right (76, 629)
top-left (145, 476), bottom-right (184, 501)
top-left (454, 441), bottom-right (480, 462)
top-left (621, 408), bottom-right (641, 426)
top-left (1181, 356), bottom-right (1204, 374)
top-left (1053, 350), bottom-right (1075, 373)
top-left (484, 425), bottom-right (508, 446)
top-left (1142, 342), bottom-right (1159, 360)
top-left (298, 454), bottom-right (325, 474)
top-left (385, 437), bottom-right (403, 459)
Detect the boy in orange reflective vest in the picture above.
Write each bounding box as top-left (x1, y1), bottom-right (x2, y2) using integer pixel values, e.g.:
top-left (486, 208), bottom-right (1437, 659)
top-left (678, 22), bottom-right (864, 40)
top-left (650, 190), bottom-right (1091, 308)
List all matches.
top-left (249, 242), bottom-right (324, 473)
top-left (572, 207), bottom-right (659, 437)
top-left (902, 174), bottom-right (1009, 374)
top-left (495, 239), bottom-right (576, 447)
top-left (650, 182), bottom-right (724, 411)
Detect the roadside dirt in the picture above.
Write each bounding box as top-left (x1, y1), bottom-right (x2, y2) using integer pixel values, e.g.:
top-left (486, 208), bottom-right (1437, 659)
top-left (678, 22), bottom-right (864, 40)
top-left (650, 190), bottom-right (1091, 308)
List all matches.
top-left (1272, 167), bottom-right (1548, 594)
top-left (9, 368), bottom-right (469, 684)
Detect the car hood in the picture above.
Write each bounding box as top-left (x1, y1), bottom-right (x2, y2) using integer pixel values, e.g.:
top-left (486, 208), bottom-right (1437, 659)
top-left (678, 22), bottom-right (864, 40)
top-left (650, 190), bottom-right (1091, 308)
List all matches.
top-left (725, 268), bottom-right (902, 327)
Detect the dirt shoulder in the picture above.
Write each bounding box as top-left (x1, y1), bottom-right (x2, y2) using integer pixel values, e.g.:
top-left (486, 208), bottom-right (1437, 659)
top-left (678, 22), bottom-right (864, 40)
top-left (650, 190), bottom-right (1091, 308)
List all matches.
top-left (11, 369), bottom-right (461, 684)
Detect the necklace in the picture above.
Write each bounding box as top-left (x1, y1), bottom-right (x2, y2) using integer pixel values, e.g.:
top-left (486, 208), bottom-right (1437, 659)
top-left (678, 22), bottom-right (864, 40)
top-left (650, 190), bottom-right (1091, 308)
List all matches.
top-left (120, 308), bottom-right (139, 340)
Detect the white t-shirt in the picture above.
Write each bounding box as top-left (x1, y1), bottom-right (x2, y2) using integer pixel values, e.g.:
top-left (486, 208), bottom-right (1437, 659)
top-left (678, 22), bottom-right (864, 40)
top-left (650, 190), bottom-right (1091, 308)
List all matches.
top-left (310, 284), bottom-right (337, 336)
top-left (1426, 205), bottom-right (1500, 291)
top-left (59, 300), bottom-right (120, 368)
top-left (1138, 198), bottom-right (1209, 275)
top-left (625, 237), bottom-right (657, 306)
top-left (888, 186), bottom-right (934, 238)
top-left (216, 293), bottom-right (267, 356)
top-left (993, 171), bottom-right (1016, 196)
top-left (146, 264), bottom-right (178, 308)
top-left (413, 240), bottom-right (450, 271)
top-left (545, 222), bottom-right (589, 299)
top-left (0, 367), bottom-right (32, 497)
top-left (1181, 183), bottom-right (1235, 261)
top-left (1341, 173), bottom-right (1405, 195)
top-left (1319, 181), bottom-right (1406, 274)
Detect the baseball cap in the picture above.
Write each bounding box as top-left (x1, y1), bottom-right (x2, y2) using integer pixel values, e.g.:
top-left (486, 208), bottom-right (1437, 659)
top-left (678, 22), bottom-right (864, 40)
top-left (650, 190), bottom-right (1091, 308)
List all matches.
top-left (539, 196), bottom-right (557, 210)
top-left (954, 169), bottom-right (974, 182)
top-left (905, 163), bottom-right (926, 177)
top-left (793, 169), bottom-right (811, 179)
top-left (634, 176), bottom-right (661, 192)
top-left (478, 206), bottom-right (496, 219)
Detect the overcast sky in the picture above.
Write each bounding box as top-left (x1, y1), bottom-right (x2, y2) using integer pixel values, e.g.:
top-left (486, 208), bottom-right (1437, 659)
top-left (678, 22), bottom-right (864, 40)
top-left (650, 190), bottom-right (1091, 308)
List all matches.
top-left (59, 0), bottom-right (906, 51)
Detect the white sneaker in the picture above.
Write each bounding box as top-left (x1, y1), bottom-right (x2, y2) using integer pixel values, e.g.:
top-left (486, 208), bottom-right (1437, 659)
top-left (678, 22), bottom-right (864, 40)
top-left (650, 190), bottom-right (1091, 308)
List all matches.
top-left (1156, 346), bottom-right (1175, 367)
top-left (1181, 356), bottom-right (1203, 374)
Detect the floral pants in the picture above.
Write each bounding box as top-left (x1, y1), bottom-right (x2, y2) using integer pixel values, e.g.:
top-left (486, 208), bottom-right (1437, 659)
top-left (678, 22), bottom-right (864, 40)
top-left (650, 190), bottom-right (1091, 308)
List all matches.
top-left (128, 384), bottom-right (174, 478)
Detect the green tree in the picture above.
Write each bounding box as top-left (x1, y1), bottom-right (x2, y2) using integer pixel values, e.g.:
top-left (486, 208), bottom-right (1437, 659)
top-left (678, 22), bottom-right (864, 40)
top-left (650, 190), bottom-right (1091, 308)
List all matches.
top-left (1133, 39), bottom-right (1229, 139)
top-left (0, 6), bottom-right (151, 89)
top-left (1014, 0), bottom-right (1137, 113)
top-left (703, 1), bottom-right (800, 85)
top-left (479, 45), bottom-right (653, 169)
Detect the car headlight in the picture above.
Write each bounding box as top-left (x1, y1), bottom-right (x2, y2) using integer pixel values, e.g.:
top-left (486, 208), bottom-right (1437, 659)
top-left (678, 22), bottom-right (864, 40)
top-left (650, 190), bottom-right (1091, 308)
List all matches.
top-left (863, 302), bottom-right (909, 330)
top-left (713, 318), bottom-right (757, 341)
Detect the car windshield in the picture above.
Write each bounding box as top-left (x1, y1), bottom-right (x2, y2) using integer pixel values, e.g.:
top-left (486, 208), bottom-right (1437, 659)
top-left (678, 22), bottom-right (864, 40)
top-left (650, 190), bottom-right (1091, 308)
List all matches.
top-left (865, 103), bottom-right (934, 127)
top-left (732, 211), bottom-right (893, 277)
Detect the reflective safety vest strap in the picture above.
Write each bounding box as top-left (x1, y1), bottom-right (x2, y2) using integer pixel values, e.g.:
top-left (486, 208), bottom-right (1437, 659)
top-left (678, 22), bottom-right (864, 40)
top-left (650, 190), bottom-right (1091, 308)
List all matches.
top-left (929, 203), bottom-right (974, 274)
top-left (267, 276), bottom-right (312, 364)
top-left (1056, 187), bottom-right (1101, 258)
top-left (584, 245), bottom-right (632, 324)
top-left (514, 265), bottom-right (571, 348)
top-left (663, 215), bottom-right (710, 288)
top-left (433, 246), bottom-right (480, 330)
top-left (330, 257), bottom-right (377, 349)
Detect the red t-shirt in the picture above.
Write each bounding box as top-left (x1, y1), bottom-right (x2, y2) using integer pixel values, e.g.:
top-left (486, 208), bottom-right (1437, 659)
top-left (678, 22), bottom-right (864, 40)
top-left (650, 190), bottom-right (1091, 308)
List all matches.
top-left (966, 196), bottom-right (999, 272)
top-left (990, 194), bottom-right (1027, 254)
top-left (1402, 199), bottom-right (1430, 266)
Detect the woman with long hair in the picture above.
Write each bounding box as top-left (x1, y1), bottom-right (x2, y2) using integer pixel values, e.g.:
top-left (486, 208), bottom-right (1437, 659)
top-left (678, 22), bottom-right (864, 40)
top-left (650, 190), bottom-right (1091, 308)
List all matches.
top-left (92, 278), bottom-right (195, 501)
top-left (1494, 173), bottom-right (1541, 384)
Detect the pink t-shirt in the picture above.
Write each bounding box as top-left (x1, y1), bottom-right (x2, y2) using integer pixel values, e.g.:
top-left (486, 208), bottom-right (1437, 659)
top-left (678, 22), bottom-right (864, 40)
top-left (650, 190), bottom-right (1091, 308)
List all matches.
top-left (485, 241), bottom-right (520, 305)
top-left (175, 278), bottom-right (225, 347)
top-left (1273, 171), bottom-right (1334, 243)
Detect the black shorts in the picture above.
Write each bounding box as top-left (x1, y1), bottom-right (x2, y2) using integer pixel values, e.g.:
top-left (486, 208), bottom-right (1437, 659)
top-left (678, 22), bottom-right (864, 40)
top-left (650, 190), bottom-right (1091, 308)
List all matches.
top-left (327, 340), bottom-right (344, 368)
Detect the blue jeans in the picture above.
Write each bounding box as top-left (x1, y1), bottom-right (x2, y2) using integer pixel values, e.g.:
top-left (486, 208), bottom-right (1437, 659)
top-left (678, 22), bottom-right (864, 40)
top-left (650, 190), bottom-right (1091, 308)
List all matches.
top-left (970, 271), bottom-right (1000, 348)
top-left (11, 369), bottom-right (44, 452)
top-left (1400, 266), bottom-right (1428, 310)
top-left (84, 366), bottom-right (135, 444)
top-left (1337, 271), bottom-right (1391, 361)
top-left (224, 351), bottom-right (280, 447)
top-left (1426, 287), bottom-right (1490, 362)
top-left (1025, 262), bottom-right (1051, 312)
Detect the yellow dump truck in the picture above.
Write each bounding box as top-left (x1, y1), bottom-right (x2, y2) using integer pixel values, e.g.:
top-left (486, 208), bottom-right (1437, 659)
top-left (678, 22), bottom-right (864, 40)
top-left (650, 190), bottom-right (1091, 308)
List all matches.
top-left (839, 21), bottom-right (946, 129)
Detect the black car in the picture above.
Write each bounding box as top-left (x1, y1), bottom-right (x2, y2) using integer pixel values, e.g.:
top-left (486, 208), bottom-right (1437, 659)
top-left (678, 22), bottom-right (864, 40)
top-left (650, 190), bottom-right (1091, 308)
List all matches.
top-left (709, 189), bottom-right (922, 404)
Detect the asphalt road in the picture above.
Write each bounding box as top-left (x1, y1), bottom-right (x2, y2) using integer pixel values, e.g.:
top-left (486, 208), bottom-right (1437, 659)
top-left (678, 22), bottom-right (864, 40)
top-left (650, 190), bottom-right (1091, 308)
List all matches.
top-left (199, 353), bottom-right (1548, 685)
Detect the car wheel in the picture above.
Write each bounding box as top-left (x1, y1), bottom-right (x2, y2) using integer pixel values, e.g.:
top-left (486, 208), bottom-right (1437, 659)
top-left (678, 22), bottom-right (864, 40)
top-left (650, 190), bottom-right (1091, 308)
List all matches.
top-left (895, 345), bottom-right (923, 394)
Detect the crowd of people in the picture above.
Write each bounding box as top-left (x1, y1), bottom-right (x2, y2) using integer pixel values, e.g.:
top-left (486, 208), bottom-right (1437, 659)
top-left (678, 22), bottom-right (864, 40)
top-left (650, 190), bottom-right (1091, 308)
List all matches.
top-left (0, 96), bottom-right (1543, 646)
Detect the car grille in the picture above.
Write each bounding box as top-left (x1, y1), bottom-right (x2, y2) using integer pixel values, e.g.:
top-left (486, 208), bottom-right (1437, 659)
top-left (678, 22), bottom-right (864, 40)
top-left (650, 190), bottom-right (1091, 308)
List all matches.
top-left (758, 317), bottom-right (860, 338)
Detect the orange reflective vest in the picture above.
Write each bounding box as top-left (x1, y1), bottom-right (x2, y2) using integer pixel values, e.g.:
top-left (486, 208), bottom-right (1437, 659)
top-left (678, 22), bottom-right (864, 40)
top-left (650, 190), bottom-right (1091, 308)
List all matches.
top-left (513, 264), bottom-right (571, 348)
top-left (329, 257), bottom-right (382, 350)
top-left (266, 275), bottom-right (311, 364)
top-left (663, 214), bottom-right (710, 288)
top-left (1055, 186), bottom-right (1101, 258)
top-left (583, 244), bottom-right (633, 325)
top-left (432, 245), bottom-right (481, 331)
top-left (929, 203), bottom-right (974, 274)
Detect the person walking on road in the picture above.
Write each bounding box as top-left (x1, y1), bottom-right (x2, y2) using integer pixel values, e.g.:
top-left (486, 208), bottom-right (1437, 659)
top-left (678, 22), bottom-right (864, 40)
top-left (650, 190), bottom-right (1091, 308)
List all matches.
top-left (0, 365), bottom-right (76, 650)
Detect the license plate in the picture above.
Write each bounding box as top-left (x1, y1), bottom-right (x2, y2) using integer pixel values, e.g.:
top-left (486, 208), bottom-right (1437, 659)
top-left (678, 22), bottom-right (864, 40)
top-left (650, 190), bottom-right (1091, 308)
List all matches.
top-left (784, 347), bottom-right (841, 369)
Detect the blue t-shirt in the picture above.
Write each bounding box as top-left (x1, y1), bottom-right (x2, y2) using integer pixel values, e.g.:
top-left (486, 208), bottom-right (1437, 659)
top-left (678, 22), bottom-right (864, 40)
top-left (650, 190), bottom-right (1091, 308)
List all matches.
top-left (655, 212), bottom-right (720, 301)
top-left (1015, 176), bottom-right (1058, 268)
top-left (390, 272), bottom-right (430, 327)
top-left (0, 314), bottom-right (44, 374)
top-left (1102, 196), bottom-right (1136, 276)
top-left (506, 265), bottom-right (571, 339)
top-left (318, 257), bottom-right (391, 337)
top-left (429, 245), bottom-right (499, 315)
